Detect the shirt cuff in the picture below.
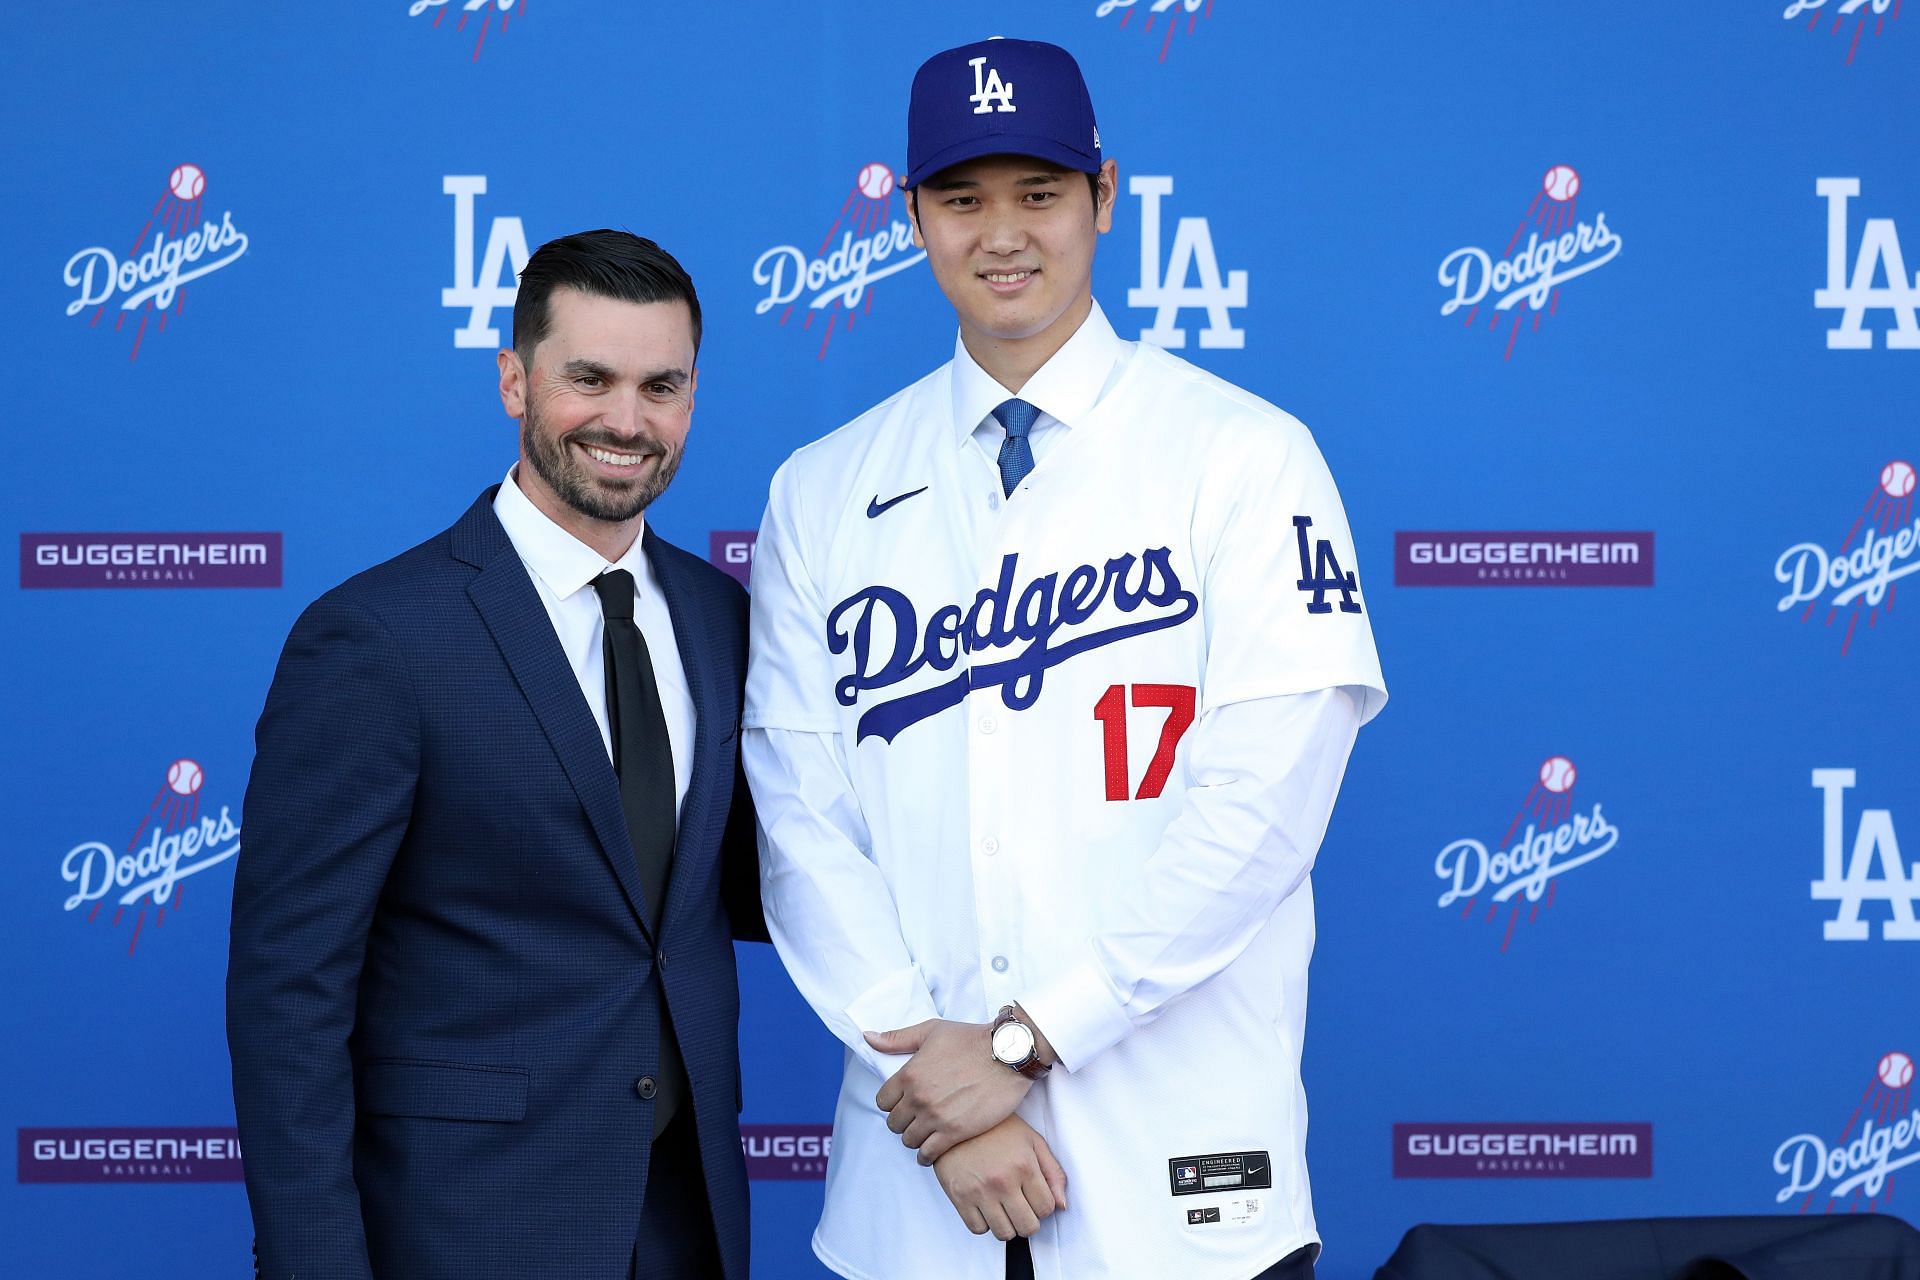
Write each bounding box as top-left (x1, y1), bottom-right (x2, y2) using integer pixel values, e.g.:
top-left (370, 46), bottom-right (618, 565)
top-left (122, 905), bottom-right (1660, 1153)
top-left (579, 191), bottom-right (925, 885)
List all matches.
top-left (1020, 955), bottom-right (1136, 1073)
top-left (844, 965), bottom-right (941, 1083)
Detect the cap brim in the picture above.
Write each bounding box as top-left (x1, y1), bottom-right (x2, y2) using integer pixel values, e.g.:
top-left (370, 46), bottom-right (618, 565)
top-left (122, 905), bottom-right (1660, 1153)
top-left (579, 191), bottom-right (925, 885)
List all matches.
top-left (904, 134), bottom-right (1100, 190)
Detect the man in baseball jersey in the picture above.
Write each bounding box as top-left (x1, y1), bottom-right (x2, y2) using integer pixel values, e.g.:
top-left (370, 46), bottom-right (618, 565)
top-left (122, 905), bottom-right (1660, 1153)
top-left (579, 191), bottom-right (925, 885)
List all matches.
top-left (745, 37), bottom-right (1386, 1280)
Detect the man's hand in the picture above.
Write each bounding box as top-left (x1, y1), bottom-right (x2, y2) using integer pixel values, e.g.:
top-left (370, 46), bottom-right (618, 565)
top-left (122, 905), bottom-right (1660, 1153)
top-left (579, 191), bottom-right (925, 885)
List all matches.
top-left (931, 1115), bottom-right (1068, 1241)
top-left (867, 1018), bottom-right (1032, 1164)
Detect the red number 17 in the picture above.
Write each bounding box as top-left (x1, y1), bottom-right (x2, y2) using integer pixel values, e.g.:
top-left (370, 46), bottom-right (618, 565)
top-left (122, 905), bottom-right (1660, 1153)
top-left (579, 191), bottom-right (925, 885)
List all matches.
top-left (1092, 684), bottom-right (1197, 802)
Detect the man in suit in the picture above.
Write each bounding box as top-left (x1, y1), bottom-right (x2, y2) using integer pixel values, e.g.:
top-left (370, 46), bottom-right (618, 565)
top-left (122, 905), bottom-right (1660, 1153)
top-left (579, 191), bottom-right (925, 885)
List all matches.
top-left (228, 229), bottom-right (764, 1280)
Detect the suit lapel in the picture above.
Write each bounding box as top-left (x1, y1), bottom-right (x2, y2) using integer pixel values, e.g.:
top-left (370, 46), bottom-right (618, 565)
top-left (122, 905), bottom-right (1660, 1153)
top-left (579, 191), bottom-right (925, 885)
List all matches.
top-left (645, 528), bottom-right (719, 939)
top-left (454, 492), bottom-right (656, 940)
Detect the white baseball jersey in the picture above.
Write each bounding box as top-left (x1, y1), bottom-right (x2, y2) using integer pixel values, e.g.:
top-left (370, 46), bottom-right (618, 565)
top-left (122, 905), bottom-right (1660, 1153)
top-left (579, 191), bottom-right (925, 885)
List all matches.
top-left (744, 303), bottom-right (1386, 1280)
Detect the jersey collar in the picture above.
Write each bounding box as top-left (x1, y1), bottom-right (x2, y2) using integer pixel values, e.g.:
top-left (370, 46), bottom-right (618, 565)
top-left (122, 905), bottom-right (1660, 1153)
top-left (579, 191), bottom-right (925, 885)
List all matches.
top-left (948, 300), bottom-right (1127, 447)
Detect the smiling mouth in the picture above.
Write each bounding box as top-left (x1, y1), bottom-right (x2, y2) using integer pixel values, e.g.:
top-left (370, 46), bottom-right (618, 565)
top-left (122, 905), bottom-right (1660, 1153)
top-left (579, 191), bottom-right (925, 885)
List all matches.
top-left (578, 442), bottom-right (652, 469)
top-left (982, 269), bottom-right (1036, 285)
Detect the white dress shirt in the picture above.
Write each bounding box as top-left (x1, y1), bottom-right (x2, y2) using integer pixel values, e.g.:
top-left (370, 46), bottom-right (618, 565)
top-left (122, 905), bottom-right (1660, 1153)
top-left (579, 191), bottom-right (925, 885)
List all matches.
top-left (745, 303), bottom-right (1386, 1280)
top-left (493, 467), bottom-right (694, 815)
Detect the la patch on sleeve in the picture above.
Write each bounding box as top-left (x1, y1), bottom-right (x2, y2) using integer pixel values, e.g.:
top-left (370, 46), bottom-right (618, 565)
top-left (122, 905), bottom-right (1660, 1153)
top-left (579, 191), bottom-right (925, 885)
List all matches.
top-left (1293, 516), bottom-right (1362, 615)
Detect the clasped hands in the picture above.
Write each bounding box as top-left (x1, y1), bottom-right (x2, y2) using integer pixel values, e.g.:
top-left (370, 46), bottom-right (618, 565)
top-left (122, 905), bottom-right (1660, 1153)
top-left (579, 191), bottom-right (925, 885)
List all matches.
top-left (865, 1018), bottom-right (1068, 1241)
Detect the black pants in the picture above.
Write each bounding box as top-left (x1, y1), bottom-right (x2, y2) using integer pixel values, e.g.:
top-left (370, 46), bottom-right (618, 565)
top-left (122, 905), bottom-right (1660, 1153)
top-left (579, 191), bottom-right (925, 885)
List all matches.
top-left (631, 1108), bottom-right (724, 1280)
top-left (1008, 1238), bottom-right (1315, 1280)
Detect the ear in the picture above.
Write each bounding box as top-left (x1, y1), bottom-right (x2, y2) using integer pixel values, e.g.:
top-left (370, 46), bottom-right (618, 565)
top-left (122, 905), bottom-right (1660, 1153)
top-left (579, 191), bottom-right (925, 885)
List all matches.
top-left (497, 347), bottom-right (527, 419)
top-left (905, 187), bottom-right (926, 249)
top-left (1093, 159), bottom-right (1118, 236)
top-left (688, 364), bottom-right (699, 413)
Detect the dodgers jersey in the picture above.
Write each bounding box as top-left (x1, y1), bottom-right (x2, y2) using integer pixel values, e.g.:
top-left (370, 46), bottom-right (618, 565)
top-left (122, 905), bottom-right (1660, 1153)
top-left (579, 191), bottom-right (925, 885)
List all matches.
top-left (745, 304), bottom-right (1387, 1280)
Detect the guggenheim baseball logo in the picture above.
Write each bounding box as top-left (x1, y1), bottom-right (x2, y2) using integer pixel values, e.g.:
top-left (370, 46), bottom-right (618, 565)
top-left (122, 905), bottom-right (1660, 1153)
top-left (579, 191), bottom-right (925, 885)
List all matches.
top-left (59, 760), bottom-right (241, 956)
top-left (1434, 757), bottom-right (1620, 952)
top-left (20, 533), bottom-right (281, 589)
top-left (1395, 1123), bottom-right (1652, 1179)
top-left (1397, 532), bottom-right (1654, 587)
top-left (709, 531), bottom-right (757, 589)
top-left (1438, 165), bottom-right (1622, 360)
top-left (754, 162), bottom-right (926, 360)
top-left (1774, 460), bottom-right (1914, 655)
top-left (1774, 1052), bottom-right (1915, 1214)
top-left (741, 1124), bottom-right (831, 1180)
top-left (18, 1127), bottom-right (243, 1184)
top-left (1817, 180), bottom-right (1918, 349)
top-left (62, 164), bottom-right (250, 361)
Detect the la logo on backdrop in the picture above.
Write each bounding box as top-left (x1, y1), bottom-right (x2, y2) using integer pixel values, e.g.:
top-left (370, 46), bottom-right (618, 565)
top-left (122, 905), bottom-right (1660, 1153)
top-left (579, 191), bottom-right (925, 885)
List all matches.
top-left (1433, 756), bottom-right (1621, 952)
top-left (1773, 1051), bottom-right (1917, 1214)
top-left (753, 162), bottom-right (927, 360)
top-left (1808, 769), bottom-right (1918, 942)
top-left (1437, 165), bottom-right (1622, 360)
top-left (409, 0), bottom-right (520, 61)
top-left (1815, 179), bottom-right (1919, 350)
top-left (57, 760), bottom-right (241, 956)
top-left (1784, 0), bottom-right (1900, 63)
top-left (1094, 0), bottom-right (1217, 62)
top-left (443, 175), bottom-right (531, 349)
top-left (1773, 460), bottom-right (1916, 654)
top-left (61, 164), bottom-right (250, 361)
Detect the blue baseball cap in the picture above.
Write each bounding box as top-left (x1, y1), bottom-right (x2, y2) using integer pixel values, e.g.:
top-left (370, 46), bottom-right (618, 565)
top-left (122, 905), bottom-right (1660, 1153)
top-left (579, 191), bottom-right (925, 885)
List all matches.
top-left (904, 37), bottom-right (1102, 190)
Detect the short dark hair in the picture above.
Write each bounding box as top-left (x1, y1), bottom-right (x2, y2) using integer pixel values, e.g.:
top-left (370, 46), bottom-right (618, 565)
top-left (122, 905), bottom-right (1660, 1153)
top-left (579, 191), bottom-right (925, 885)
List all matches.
top-left (513, 229), bottom-right (702, 361)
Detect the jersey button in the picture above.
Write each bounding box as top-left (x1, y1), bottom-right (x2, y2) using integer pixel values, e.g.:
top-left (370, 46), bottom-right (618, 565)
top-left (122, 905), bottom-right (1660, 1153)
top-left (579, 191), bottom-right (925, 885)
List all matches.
top-left (981, 836), bottom-right (1000, 856)
top-left (636, 1076), bottom-right (658, 1100)
top-left (991, 956), bottom-right (1010, 974)
top-left (979, 715), bottom-right (997, 735)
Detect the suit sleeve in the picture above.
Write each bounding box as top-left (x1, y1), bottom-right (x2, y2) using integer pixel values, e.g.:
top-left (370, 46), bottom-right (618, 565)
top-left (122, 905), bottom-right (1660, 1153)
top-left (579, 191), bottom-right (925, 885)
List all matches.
top-left (744, 460), bottom-right (939, 1083)
top-left (227, 592), bottom-right (419, 1280)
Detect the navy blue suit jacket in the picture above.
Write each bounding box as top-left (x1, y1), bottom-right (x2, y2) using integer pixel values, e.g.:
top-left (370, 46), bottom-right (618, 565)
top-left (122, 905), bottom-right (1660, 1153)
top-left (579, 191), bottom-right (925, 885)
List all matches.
top-left (228, 490), bottom-right (765, 1280)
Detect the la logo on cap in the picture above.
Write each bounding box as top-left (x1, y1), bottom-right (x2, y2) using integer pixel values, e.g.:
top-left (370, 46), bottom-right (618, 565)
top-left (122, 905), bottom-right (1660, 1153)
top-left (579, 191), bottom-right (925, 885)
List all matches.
top-left (968, 55), bottom-right (1015, 114)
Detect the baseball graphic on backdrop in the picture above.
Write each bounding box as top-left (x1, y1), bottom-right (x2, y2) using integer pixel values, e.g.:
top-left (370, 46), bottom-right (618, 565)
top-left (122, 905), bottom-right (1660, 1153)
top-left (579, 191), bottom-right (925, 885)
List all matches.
top-left (1880, 1051), bottom-right (1915, 1089)
top-left (167, 758), bottom-right (205, 796)
top-left (169, 163), bottom-right (206, 201)
top-left (1881, 459), bottom-right (1916, 499)
top-left (857, 163), bottom-right (895, 200)
top-left (1539, 756), bottom-right (1577, 794)
top-left (1542, 165), bottom-right (1580, 202)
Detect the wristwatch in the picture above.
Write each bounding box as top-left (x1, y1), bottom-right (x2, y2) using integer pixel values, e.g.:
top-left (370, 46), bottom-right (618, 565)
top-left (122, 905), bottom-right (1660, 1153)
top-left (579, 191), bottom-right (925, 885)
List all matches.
top-left (990, 1005), bottom-right (1050, 1080)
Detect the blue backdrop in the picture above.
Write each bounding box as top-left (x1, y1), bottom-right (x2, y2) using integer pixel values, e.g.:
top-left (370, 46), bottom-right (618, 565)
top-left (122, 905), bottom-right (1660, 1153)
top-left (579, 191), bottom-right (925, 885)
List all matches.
top-left (5, 2), bottom-right (1916, 1276)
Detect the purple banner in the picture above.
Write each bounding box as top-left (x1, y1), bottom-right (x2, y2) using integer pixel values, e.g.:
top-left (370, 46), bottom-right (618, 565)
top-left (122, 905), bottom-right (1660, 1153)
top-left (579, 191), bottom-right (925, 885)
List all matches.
top-left (708, 530), bottom-right (757, 588)
top-left (740, 1123), bottom-right (831, 1180)
top-left (1394, 531), bottom-right (1654, 586)
top-left (1393, 1122), bottom-right (1653, 1178)
top-left (18, 1127), bottom-right (243, 1183)
top-left (20, 532), bottom-right (282, 588)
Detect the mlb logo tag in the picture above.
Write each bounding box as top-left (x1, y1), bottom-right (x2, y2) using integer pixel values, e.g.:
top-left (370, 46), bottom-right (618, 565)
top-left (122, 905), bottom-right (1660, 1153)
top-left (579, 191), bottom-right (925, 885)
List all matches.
top-left (968, 56), bottom-right (1015, 114)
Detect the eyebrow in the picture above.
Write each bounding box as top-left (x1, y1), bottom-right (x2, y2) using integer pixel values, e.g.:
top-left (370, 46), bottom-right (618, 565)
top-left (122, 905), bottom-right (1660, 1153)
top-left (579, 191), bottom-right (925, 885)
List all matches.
top-left (923, 171), bottom-right (1066, 192)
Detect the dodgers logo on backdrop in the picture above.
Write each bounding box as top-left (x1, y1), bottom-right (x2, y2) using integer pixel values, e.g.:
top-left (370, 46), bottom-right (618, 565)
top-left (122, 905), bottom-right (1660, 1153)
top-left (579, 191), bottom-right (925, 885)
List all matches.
top-left (1784, 0), bottom-right (1900, 63)
top-left (1437, 165), bottom-right (1622, 360)
top-left (58, 760), bottom-right (241, 956)
top-left (409, 0), bottom-right (519, 61)
top-left (752, 162), bottom-right (927, 360)
top-left (1095, 0), bottom-right (1217, 62)
top-left (828, 547), bottom-right (1199, 744)
top-left (1773, 1051), bottom-right (1917, 1213)
top-left (62, 164), bottom-right (250, 362)
top-left (1773, 460), bottom-right (1916, 654)
top-left (1815, 180), bottom-right (1919, 350)
top-left (443, 175), bottom-right (530, 349)
top-left (1129, 175), bottom-right (1248, 350)
top-left (1809, 770), bottom-right (1918, 941)
top-left (1433, 756), bottom-right (1620, 951)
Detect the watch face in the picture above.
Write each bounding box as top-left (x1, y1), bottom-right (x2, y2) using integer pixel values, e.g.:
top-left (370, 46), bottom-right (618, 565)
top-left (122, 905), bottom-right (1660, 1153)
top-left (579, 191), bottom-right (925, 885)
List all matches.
top-left (992, 1021), bottom-right (1035, 1064)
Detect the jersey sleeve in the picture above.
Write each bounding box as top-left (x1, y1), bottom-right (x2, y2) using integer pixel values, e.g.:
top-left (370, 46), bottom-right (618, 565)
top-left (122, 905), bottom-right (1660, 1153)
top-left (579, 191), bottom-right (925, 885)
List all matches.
top-left (1197, 417), bottom-right (1387, 722)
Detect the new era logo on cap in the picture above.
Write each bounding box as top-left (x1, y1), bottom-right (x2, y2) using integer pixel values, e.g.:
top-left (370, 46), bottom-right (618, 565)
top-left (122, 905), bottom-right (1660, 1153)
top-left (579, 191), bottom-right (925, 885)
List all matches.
top-left (906, 37), bottom-right (1102, 189)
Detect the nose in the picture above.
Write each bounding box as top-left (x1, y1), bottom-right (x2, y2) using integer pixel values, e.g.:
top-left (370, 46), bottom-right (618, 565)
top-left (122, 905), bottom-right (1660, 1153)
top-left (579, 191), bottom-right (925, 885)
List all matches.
top-left (601, 387), bottom-right (643, 436)
top-left (979, 205), bottom-right (1028, 257)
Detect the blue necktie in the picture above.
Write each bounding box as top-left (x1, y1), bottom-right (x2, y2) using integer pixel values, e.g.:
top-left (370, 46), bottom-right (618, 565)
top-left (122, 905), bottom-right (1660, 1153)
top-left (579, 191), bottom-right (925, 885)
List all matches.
top-left (993, 398), bottom-right (1039, 497)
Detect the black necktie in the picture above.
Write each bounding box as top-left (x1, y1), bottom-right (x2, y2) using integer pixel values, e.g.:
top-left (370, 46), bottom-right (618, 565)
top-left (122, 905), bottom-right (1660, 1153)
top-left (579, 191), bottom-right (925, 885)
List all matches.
top-left (591, 569), bottom-right (685, 1137)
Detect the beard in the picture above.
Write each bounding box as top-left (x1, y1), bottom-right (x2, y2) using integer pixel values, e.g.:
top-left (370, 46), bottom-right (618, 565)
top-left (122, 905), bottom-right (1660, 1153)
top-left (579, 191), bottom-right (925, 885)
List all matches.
top-left (520, 402), bottom-right (683, 524)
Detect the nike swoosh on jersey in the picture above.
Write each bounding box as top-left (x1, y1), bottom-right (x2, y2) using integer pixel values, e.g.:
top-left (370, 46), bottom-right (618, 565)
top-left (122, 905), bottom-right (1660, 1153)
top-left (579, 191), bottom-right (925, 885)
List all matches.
top-left (866, 487), bottom-right (928, 519)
